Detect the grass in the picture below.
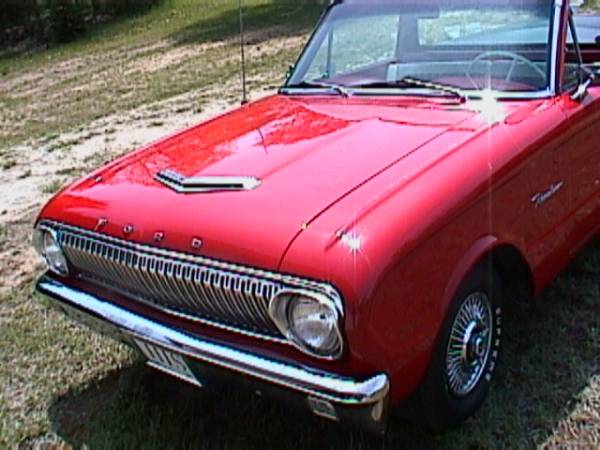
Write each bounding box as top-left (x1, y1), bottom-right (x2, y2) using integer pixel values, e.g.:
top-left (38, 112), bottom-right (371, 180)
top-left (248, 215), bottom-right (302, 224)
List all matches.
top-left (41, 179), bottom-right (65, 194)
top-left (1, 159), bottom-right (16, 170)
top-left (0, 288), bottom-right (132, 447)
top-left (586, 0), bottom-right (600, 11)
top-left (0, 1), bottom-right (313, 74)
top-left (0, 0), bottom-right (322, 150)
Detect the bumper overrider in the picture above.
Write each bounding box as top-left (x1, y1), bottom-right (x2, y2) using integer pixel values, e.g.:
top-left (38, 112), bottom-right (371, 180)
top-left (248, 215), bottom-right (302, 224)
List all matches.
top-left (36, 276), bottom-right (391, 433)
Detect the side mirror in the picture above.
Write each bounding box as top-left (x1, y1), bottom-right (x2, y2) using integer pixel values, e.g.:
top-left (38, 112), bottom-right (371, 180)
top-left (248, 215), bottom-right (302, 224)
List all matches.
top-left (571, 74), bottom-right (594, 101)
top-left (596, 35), bottom-right (600, 45)
top-left (285, 65), bottom-right (295, 82)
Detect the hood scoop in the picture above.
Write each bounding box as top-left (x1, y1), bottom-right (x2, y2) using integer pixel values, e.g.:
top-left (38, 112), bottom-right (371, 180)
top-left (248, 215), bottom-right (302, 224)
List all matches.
top-left (155, 169), bottom-right (261, 194)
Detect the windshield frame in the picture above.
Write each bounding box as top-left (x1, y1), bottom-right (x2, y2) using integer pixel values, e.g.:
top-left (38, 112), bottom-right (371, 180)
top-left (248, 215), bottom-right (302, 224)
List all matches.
top-left (281, 0), bottom-right (563, 100)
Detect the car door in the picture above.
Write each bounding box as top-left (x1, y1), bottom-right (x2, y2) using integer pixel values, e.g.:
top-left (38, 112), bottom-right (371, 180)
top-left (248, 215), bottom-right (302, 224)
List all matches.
top-left (557, 12), bottom-right (600, 249)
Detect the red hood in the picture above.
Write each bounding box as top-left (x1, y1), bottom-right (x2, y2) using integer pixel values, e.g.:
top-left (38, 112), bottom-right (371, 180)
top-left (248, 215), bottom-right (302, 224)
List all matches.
top-left (41, 95), bottom-right (478, 270)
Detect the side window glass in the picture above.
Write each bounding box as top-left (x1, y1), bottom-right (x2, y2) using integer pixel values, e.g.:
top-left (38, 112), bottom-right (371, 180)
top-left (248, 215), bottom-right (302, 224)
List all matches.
top-left (573, 14), bottom-right (600, 45)
top-left (419, 8), bottom-right (547, 46)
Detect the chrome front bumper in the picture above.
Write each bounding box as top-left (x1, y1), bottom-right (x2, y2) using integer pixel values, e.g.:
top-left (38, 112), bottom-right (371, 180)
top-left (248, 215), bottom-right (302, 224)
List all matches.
top-left (36, 276), bottom-right (390, 433)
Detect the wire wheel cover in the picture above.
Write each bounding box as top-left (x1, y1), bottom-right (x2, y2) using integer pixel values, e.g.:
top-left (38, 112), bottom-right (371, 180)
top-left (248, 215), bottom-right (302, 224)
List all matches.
top-left (445, 292), bottom-right (493, 397)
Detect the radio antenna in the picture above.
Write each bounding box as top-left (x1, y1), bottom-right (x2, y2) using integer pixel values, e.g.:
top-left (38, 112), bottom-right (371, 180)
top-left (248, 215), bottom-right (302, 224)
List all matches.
top-left (238, 0), bottom-right (248, 105)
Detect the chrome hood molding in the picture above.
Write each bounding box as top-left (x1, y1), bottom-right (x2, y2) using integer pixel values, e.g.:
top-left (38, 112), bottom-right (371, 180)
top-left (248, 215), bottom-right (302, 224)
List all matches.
top-left (155, 169), bottom-right (261, 194)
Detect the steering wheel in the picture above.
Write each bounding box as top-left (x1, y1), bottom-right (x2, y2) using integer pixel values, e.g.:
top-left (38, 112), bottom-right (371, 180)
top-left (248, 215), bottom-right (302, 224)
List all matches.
top-left (467, 51), bottom-right (546, 89)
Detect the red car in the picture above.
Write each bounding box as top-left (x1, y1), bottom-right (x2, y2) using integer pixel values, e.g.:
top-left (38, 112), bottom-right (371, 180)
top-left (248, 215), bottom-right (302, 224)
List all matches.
top-left (34, 0), bottom-right (599, 433)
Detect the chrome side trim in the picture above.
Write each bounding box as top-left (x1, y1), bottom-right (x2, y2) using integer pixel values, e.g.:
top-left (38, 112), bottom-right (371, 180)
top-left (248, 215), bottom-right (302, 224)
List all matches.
top-left (155, 169), bottom-right (261, 194)
top-left (37, 276), bottom-right (389, 406)
top-left (550, 3), bottom-right (563, 94)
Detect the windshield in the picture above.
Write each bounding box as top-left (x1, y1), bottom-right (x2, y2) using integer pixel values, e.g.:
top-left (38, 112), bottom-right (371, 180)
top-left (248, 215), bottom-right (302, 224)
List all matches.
top-left (286, 0), bottom-right (556, 96)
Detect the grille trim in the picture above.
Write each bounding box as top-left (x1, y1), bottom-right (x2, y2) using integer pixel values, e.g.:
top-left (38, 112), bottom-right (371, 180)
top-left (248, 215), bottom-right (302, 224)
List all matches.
top-left (40, 221), bottom-right (342, 343)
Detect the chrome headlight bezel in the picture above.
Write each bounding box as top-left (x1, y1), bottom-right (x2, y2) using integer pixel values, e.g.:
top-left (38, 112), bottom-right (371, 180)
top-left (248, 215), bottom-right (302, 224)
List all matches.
top-left (33, 226), bottom-right (70, 277)
top-left (269, 288), bottom-right (344, 360)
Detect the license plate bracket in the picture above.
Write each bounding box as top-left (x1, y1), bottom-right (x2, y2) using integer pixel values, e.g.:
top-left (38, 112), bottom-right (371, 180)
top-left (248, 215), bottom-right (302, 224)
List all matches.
top-left (134, 339), bottom-right (202, 388)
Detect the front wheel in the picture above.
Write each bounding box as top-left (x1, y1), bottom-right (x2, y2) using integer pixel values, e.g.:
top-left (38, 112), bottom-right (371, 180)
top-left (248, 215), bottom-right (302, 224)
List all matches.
top-left (415, 263), bottom-right (503, 429)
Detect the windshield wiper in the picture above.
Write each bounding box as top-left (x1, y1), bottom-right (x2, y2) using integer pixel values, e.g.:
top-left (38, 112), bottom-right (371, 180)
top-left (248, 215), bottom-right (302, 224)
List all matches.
top-left (281, 80), bottom-right (350, 98)
top-left (350, 77), bottom-right (467, 103)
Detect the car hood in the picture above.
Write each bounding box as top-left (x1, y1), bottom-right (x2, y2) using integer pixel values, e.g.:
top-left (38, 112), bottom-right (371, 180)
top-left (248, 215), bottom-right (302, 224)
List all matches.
top-left (40, 95), bottom-right (478, 270)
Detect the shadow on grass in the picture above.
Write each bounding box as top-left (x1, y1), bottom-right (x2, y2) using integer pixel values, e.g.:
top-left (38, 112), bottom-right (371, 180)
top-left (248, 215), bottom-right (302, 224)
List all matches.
top-left (48, 241), bottom-right (599, 449)
top-left (0, 2), bottom-right (323, 68)
top-left (167, 2), bottom-right (323, 47)
top-left (0, 1), bottom-right (164, 60)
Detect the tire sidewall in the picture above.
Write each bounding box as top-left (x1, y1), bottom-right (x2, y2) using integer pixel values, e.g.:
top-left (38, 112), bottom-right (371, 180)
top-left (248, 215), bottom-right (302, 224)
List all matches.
top-left (424, 263), bottom-right (503, 427)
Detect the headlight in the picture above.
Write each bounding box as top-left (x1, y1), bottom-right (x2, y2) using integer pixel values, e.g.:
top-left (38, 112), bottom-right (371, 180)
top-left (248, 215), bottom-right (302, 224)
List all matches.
top-left (33, 227), bottom-right (69, 277)
top-left (269, 289), bottom-right (343, 359)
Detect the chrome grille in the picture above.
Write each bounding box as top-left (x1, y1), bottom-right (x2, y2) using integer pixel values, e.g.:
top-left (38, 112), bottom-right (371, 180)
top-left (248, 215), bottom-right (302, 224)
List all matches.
top-left (49, 224), bottom-right (309, 338)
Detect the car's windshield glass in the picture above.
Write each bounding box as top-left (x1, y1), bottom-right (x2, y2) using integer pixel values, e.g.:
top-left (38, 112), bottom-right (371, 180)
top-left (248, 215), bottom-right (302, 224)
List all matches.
top-left (286, 0), bottom-right (556, 96)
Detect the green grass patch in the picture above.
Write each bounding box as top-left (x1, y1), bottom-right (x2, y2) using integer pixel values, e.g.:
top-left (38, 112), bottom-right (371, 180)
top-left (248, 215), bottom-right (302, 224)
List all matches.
top-left (41, 179), bottom-right (65, 194)
top-left (0, 287), bottom-right (133, 447)
top-left (585, 0), bottom-right (600, 11)
top-left (1, 159), bottom-right (16, 170)
top-left (0, 1), bottom-right (319, 76)
top-left (0, 1), bottom-right (322, 150)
